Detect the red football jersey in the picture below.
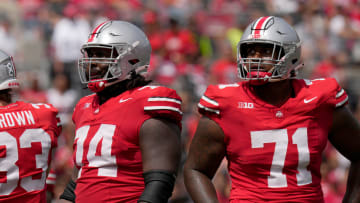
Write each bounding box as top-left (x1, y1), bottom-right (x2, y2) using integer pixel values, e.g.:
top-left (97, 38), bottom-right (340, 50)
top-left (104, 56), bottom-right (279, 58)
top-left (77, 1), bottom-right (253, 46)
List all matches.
top-left (198, 78), bottom-right (348, 203)
top-left (0, 101), bottom-right (61, 203)
top-left (72, 85), bottom-right (182, 203)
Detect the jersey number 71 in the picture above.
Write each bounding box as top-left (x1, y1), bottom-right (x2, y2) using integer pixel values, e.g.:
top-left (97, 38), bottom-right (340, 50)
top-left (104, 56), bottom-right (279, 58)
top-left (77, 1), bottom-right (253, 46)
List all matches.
top-left (251, 127), bottom-right (312, 188)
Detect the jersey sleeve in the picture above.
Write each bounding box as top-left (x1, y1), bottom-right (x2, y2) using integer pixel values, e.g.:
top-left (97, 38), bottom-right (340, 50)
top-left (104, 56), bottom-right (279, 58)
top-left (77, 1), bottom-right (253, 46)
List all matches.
top-left (51, 108), bottom-right (61, 136)
top-left (143, 86), bottom-right (183, 127)
top-left (31, 103), bottom-right (62, 136)
top-left (46, 104), bottom-right (62, 136)
top-left (324, 78), bottom-right (349, 108)
top-left (198, 85), bottom-right (221, 118)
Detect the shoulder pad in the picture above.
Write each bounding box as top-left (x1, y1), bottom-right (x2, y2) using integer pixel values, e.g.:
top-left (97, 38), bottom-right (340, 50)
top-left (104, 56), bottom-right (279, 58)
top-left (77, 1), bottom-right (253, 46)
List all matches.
top-left (30, 102), bottom-right (62, 134)
top-left (198, 85), bottom-right (222, 116)
top-left (307, 78), bottom-right (348, 108)
top-left (143, 86), bottom-right (182, 126)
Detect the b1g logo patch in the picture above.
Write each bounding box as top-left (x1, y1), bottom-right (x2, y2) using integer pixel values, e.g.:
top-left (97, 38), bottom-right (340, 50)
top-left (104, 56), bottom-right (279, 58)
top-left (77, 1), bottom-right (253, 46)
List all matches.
top-left (238, 102), bottom-right (254, 109)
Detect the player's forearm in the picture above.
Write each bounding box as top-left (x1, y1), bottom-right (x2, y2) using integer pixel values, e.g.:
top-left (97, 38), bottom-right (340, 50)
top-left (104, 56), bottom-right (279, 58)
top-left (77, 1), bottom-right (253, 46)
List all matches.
top-left (343, 161), bottom-right (360, 203)
top-left (184, 168), bottom-right (219, 203)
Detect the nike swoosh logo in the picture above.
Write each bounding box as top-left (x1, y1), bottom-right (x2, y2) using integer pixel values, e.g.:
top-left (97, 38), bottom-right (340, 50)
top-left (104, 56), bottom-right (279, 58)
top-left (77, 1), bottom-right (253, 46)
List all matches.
top-left (277, 30), bottom-right (286, 35)
top-left (109, 32), bottom-right (122, 36)
top-left (304, 96), bottom-right (317, 103)
top-left (119, 98), bottom-right (133, 103)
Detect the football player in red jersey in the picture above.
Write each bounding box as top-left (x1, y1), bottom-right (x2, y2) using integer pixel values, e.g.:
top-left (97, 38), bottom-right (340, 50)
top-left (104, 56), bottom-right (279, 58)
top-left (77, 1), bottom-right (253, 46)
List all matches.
top-left (0, 50), bottom-right (61, 202)
top-left (184, 16), bottom-right (360, 203)
top-left (59, 20), bottom-right (182, 203)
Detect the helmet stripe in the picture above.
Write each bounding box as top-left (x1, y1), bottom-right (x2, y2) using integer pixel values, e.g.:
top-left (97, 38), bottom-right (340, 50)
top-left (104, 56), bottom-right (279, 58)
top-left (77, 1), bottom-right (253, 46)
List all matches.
top-left (88, 21), bottom-right (109, 42)
top-left (252, 16), bottom-right (271, 38)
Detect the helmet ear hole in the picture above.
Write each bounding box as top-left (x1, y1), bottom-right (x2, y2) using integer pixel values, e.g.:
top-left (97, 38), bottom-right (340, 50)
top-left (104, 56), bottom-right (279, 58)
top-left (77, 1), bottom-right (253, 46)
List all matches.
top-left (128, 59), bottom-right (139, 65)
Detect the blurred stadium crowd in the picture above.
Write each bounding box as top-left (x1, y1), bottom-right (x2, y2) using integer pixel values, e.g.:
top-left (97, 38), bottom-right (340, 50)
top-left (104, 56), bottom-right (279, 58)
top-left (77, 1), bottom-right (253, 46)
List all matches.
top-left (1, 0), bottom-right (360, 202)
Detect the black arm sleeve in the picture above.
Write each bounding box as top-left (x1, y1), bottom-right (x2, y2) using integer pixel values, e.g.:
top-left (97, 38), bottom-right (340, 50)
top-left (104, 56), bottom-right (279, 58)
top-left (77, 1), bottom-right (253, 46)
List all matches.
top-left (137, 170), bottom-right (176, 203)
top-left (59, 180), bottom-right (76, 202)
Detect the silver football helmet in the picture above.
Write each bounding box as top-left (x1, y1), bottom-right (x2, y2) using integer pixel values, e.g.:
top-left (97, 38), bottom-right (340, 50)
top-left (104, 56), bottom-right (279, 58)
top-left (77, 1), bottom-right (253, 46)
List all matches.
top-left (78, 20), bottom-right (151, 92)
top-left (237, 16), bottom-right (302, 84)
top-left (0, 50), bottom-right (19, 90)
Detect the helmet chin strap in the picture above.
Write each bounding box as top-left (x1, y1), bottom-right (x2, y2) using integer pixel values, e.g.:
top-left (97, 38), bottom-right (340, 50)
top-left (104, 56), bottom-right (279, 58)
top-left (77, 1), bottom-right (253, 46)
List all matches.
top-left (247, 62), bottom-right (304, 86)
top-left (87, 65), bottom-right (149, 93)
top-left (267, 62), bottom-right (304, 82)
top-left (87, 79), bottom-right (123, 92)
top-left (87, 70), bottom-right (136, 92)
